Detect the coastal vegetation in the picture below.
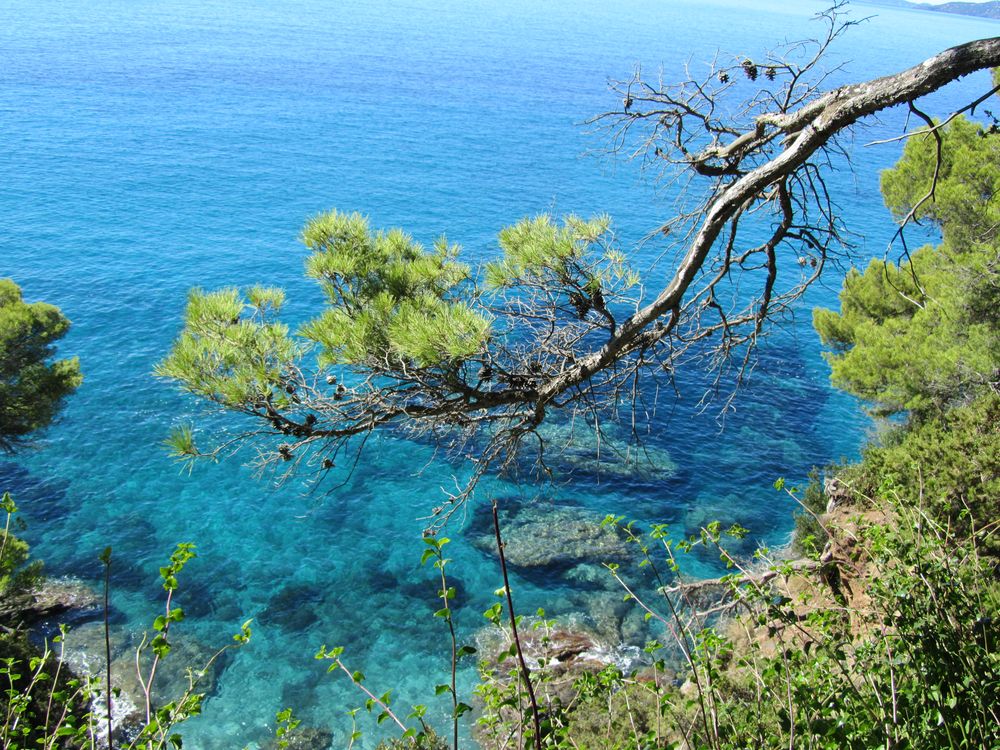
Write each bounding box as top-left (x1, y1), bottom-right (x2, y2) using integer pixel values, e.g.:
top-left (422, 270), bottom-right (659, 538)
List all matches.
top-left (0, 279), bottom-right (81, 455)
top-left (0, 279), bottom-right (80, 620)
top-left (0, 282), bottom-right (89, 747)
top-left (2, 13), bottom-right (999, 750)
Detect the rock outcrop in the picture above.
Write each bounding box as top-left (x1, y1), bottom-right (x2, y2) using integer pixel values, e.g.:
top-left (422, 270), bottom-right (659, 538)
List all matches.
top-left (470, 501), bottom-right (637, 572)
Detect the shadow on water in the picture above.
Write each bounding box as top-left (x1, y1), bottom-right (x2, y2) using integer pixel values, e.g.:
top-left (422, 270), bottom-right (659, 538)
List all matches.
top-left (0, 461), bottom-right (75, 526)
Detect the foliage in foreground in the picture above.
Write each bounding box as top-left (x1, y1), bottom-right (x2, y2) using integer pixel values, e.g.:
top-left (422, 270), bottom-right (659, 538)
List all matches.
top-left (465, 494), bottom-right (999, 750)
top-left (0, 529), bottom-right (253, 750)
top-left (0, 628), bottom-right (97, 750)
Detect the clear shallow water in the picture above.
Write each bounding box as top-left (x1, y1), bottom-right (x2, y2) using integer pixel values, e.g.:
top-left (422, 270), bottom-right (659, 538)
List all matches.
top-left (1, 0), bottom-right (995, 746)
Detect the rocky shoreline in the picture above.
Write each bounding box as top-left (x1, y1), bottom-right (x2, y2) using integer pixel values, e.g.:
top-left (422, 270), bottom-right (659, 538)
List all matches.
top-left (5, 576), bottom-right (236, 746)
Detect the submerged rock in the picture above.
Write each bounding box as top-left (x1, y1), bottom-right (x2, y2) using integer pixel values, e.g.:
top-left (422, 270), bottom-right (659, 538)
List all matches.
top-left (61, 620), bottom-right (233, 739)
top-left (562, 561), bottom-right (621, 589)
top-left (526, 421), bottom-right (678, 482)
top-left (578, 589), bottom-right (652, 647)
top-left (470, 502), bottom-right (636, 571)
top-left (32, 577), bottom-right (101, 614)
top-left (119, 631), bottom-right (231, 704)
top-left (260, 582), bottom-right (325, 631)
top-left (0, 577), bottom-right (101, 628)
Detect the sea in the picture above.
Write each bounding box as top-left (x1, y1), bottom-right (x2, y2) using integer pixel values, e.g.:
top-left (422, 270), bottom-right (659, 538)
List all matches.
top-left (1, 0), bottom-right (995, 746)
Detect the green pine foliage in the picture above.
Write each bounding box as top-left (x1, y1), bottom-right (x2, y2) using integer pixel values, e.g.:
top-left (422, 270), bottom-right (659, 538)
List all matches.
top-left (158, 210), bottom-right (495, 422)
top-left (813, 112), bottom-right (999, 552)
top-left (813, 117), bottom-right (1000, 419)
top-left (881, 116), bottom-right (999, 250)
top-left (842, 393), bottom-right (1000, 556)
top-left (300, 210), bottom-right (491, 368)
top-left (486, 214), bottom-right (609, 288)
top-left (0, 279), bottom-right (82, 453)
top-left (154, 286), bottom-right (299, 410)
top-left (812, 243), bottom-right (998, 418)
top-left (484, 214), bottom-right (638, 317)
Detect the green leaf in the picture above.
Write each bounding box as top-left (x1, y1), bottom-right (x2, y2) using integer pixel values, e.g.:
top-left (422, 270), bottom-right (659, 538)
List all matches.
top-left (151, 635), bottom-right (171, 659)
top-left (406, 703), bottom-right (427, 719)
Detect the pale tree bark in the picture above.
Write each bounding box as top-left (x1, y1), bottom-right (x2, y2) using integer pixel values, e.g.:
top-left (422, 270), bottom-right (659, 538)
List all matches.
top-left (554, 35), bottom-right (1000, 401)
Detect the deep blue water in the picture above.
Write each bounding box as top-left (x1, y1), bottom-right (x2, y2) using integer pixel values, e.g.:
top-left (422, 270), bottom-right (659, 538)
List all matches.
top-left (1, 0), bottom-right (995, 746)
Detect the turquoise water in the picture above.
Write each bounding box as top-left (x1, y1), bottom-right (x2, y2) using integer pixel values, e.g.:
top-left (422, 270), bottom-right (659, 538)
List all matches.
top-left (1, 0), bottom-right (995, 745)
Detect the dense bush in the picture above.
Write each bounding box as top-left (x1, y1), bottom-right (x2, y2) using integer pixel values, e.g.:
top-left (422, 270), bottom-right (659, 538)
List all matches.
top-left (841, 393), bottom-right (1000, 556)
top-left (814, 117), bottom-right (999, 420)
top-left (0, 279), bottom-right (81, 454)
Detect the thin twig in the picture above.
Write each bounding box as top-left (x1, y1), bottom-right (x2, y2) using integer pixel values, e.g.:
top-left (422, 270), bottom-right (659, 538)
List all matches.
top-left (492, 499), bottom-right (543, 750)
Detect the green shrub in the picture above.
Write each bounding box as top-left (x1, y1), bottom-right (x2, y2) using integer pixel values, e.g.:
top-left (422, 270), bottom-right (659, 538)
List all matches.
top-left (843, 393), bottom-right (1000, 555)
top-left (0, 492), bottom-right (42, 608)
